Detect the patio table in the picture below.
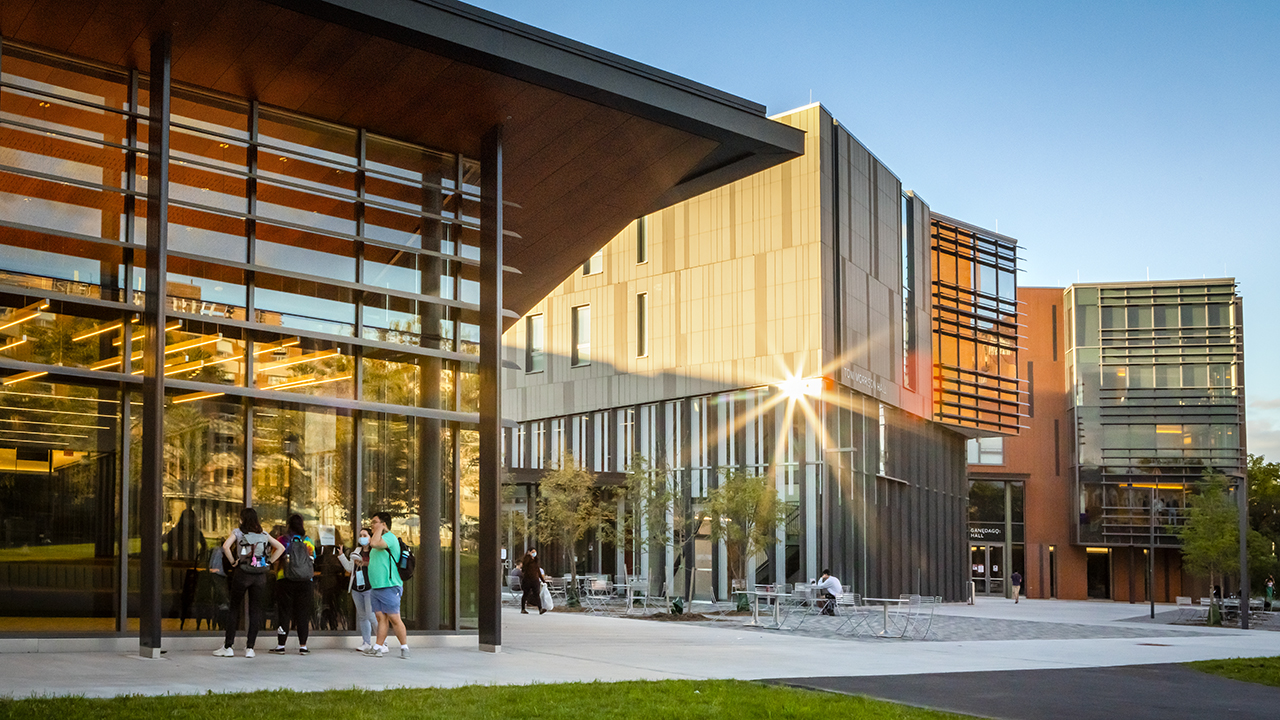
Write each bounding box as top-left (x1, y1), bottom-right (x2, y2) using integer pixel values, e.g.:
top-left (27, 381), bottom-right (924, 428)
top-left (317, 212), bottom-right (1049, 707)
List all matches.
top-left (862, 597), bottom-right (909, 637)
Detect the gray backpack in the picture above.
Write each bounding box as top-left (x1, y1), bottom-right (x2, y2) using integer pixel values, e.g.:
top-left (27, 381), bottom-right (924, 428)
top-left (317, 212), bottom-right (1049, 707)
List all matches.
top-left (282, 535), bottom-right (314, 581)
top-left (235, 531), bottom-right (272, 574)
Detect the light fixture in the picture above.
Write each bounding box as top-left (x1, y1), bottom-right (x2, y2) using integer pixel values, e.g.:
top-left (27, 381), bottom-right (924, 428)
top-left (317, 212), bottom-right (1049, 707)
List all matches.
top-left (255, 348), bottom-right (341, 373)
top-left (252, 338), bottom-right (301, 355)
top-left (0, 300), bottom-right (49, 332)
top-left (0, 336), bottom-right (27, 353)
top-left (2, 370), bottom-right (49, 386)
top-left (269, 373), bottom-right (352, 391)
top-left (172, 391), bottom-right (225, 404)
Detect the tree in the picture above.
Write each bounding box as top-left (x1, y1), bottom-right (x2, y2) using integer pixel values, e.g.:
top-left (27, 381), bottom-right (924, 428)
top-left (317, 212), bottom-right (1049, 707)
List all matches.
top-left (1176, 473), bottom-right (1271, 604)
top-left (704, 469), bottom-right (788, 590)
top-left (622, 454), bottom-right (671, 591)
top-left (535, 456), bottom-right (616, 595)
top-left (1248, 454), bottom-right (1280, 558)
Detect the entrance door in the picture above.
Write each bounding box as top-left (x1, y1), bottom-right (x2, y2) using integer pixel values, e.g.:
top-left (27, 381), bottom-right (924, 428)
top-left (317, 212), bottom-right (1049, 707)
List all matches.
top-left (970, 544), bottom-right (1005, 595)
top-left (1087, 549), bottom-right (1111, 599)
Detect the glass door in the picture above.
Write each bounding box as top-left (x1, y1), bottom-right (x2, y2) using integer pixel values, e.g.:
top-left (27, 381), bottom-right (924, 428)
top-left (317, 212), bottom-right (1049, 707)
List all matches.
top-left (970, 544), bottom-right (1006, 595)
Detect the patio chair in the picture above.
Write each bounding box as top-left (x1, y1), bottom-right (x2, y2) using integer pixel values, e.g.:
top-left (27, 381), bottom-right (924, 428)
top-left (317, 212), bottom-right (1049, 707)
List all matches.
top-left (903, 595), bottom-right (938, 639)
top-left (548, 577), bottom-right (568, 603)
top-left (504, 575), bottom-right (522, 606)
top-left (581, 578), bottom-right (615, 616)
top-left (886, 594), bottom-right (921, 638)
top-left (777, 585), bottom-right (823, 630)
top-left (625, 578), bottom-right (653, 615)
top-left (834, 593), bottom-right (871, 636)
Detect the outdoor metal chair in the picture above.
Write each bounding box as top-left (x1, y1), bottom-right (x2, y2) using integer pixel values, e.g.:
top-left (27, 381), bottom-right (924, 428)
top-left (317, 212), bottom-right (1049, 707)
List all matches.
top-left (834, 593), bottom-right (871, 636)
top-left (903, 595), bottom-right (938, 639)
top-left (581, 578), bottom-right (616, 616)
top-left (625, 578), bottom-right (653, 615)
top-left (504, 576), bottom-right (522, 606)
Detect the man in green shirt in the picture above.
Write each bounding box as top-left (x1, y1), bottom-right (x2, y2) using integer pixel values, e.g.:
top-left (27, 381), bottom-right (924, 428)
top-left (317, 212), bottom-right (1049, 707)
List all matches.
top-left (365, 511), bottom-right (409, 658)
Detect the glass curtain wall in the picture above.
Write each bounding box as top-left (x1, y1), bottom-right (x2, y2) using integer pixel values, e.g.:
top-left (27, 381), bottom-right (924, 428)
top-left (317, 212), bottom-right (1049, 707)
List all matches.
top-left (0, 42), bottom-right (479, 634)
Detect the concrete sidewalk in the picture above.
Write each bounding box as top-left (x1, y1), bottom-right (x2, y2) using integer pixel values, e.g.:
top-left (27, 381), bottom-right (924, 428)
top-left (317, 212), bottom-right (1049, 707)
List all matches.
top-left (0, 600), bottom-right (1278, 699)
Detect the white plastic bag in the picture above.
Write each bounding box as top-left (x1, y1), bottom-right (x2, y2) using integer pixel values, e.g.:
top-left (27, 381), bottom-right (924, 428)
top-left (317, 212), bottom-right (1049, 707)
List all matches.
top-left (540, 582), bottom-right (554, 611)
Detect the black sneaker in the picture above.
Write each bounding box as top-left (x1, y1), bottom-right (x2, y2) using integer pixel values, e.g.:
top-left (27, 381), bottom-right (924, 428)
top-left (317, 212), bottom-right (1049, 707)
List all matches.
top-left (299, 647), bottom-right (310, 655)
top-left (268, 646), bottom-right (287, 655)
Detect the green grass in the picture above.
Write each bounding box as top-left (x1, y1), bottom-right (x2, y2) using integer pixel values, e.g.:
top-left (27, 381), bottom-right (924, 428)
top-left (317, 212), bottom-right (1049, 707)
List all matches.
top-left (1187, 656), bottom-right (1280, 687)
top-left (0, 680), bottom-right (975, 720)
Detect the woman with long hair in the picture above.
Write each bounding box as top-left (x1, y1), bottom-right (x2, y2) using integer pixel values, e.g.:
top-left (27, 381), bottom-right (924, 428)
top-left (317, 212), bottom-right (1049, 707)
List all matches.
top-left (270, 513), bottom-right (317, 655)
top-left (213, 507), bottom-right (284, 657)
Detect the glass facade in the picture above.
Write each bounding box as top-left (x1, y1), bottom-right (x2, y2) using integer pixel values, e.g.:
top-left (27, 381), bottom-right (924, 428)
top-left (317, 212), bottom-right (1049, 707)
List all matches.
top-left (505, 384), bottom-right (967, 602)
top-left (1067, 281), bottom-right (1245, 547)
top-left (930, 216), bottom-right (1023, 434)
top-left (0, 44), bottom-right (482, 634)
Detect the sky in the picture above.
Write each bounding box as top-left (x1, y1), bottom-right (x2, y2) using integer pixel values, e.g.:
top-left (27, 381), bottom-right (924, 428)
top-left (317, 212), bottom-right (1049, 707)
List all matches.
top-left (469, 0), bottom-right (1280, 460)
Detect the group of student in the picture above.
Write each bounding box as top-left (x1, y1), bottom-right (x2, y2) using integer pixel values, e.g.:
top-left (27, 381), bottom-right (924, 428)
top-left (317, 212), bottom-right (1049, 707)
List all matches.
top-left (211, 507), bottom-right (410, 659)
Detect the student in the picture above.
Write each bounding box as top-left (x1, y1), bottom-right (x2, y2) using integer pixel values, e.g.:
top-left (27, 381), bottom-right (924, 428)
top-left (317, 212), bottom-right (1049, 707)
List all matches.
top-left (1011, 570), bottom-right (1023, 603)
top-left (337, 527), bottom-right (375, 651)
top-left (365, 511), bottom-right (409, 658)
top-left (213, 507), bottom-right (284, 658)
top-left (815, 569), bottom-right (843, 616)
top-left (270, 514), bottom-right (316, 655)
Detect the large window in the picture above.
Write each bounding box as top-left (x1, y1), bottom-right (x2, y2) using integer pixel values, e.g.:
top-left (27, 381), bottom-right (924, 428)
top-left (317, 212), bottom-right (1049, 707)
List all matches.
top-left (525, 314), bottom-right (545, 373)
top-left (571, 305), bottom-right (591, 367)
top-left (967, 437), bottom-right (1005, 465)
top-left (0, 45), bottom-right (484, 634)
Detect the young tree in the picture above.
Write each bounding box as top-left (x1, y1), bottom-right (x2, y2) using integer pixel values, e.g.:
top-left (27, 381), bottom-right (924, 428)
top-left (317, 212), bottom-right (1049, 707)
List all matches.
top-left (535, 456), bottom-right (616, 595)
top-left (622, 454), bottom-right (671, 591)
top-left (704, 469), bottom-right (788, 590)
top-left (1176, 472), bottom-right (1271, 608)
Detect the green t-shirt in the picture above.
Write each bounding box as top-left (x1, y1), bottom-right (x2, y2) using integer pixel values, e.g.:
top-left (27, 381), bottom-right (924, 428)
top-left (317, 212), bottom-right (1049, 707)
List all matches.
top-left (369, 532), bottom-right (402, 589)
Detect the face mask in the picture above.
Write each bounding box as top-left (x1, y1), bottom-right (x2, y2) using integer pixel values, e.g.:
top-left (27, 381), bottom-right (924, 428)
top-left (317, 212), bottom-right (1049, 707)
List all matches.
top-left (358, 537), bottom-right (370, 546)
top-left (530, 552), bottom-right (536, 559)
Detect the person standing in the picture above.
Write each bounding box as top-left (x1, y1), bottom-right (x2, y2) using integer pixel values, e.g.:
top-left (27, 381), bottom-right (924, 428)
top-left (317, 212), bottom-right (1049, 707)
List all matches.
top-left (213, 507), bottom-right (284, 657)
top-left (270, 514), bottom-right (316, 655)
top-left (337, 527), bottom-right (375, 651)
top-left (1011, 570), bottom-right (1023, 603)
top-left (520, 549), bottom-right (547, 615)
top-left (366, 512), bottom-right (409, 658)
top-left (815, 569), bottom-right (843, 616)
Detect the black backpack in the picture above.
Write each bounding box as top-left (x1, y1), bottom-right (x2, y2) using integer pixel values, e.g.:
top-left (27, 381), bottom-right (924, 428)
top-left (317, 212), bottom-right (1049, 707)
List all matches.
top-left (387, 537), bottom-right (415, 582)
top-left (282, 535), bottom-right (315, 581)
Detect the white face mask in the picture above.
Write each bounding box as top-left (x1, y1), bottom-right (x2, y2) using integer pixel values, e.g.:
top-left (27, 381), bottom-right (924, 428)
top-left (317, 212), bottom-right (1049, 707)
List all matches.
top-left (358, 536), bottom-right (370, 546)
top-left (530, 551), bottom-right (536, 559)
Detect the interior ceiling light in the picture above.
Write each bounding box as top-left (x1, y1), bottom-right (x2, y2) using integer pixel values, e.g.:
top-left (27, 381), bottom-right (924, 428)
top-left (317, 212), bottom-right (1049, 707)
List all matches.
top-left (2, 370), bottom-right (49, 386)
top-left (0, 300), bottom-right (49, 331)
top-left (172, 391), bottom-right (225, 404)
top-left (255, 348), bottom-right (341, 373)
top-left (268, 373), bottom-right (352, 391)
top-left (0, 336), bottom-right (28, 353)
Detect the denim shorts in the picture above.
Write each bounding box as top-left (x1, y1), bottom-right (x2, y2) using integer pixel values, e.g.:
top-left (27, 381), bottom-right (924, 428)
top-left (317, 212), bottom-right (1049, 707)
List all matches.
top-left (371, 586), bottom-right (403, 615)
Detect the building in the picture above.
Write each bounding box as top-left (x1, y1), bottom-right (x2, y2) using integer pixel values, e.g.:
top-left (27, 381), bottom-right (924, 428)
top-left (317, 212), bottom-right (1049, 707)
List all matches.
top-left (0, 0), bottom-right (803, 652)
top-left (502, 104), bottom-right (1023, 602)
top-left (967, 280), bottom-right (1246, 601)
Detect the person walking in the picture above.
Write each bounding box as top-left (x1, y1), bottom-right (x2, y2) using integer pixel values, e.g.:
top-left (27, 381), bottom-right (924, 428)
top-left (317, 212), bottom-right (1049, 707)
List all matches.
top-left (1011, 570), bottom-right (1022, 603)
top-left (520, 549), bottom-right (547, 615)
top-left (213, 507), bottom-right (284, 657)
top-left (337, 527), bottom-right (375, 651)
top-left (365, 511), bottom-right (409, 658)
top-left (270, 514), bottom-right (316, 655)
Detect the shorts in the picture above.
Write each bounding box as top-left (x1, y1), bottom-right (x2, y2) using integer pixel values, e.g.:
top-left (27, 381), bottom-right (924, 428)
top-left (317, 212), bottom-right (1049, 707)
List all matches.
top-left (371, 586), bottom-right (403, 615)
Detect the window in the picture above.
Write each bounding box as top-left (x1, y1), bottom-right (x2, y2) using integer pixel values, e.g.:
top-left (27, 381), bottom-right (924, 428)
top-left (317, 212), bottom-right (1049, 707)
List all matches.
top-left (635, 292), bottom-right (648, 357)
top-left (524, 314), bottom-right (545, 373)
top-left (582, 249), bottom-right (603, 276)
top-left (571, 305), bottom-right (591, 366)
top-left (900, 193), bottom-right (915, 390)
top-left (967, 437), bottom-right (1005, 465)
top-left (878, 403), bottom-right (887, 475)
top-left (636, 217), bottom-right (648, 264)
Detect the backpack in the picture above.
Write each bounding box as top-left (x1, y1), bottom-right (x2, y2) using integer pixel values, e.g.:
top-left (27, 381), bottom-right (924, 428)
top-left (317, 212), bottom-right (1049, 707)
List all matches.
top-left (235, 531), bottom-right (271, 574)
top-left (282, 535), bottom-right (315, 581)
top-left (385, 535), bottom-right (415, 582)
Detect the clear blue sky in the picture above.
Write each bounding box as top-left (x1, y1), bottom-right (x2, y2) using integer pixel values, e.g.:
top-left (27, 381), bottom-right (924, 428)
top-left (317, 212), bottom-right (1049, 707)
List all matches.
top-left (471, 0), bottom-right (1280, 461)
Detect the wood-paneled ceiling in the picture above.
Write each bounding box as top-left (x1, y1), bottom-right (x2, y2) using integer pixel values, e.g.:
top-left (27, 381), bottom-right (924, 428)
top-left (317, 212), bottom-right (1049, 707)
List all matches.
top-left (0, 0), bottom-right (804, 322)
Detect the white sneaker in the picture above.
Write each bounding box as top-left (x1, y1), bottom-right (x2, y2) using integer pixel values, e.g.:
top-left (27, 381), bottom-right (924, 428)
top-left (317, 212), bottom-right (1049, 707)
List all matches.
top-left (244, 648), bottom-right (255, 658)
top-left (212, 647), bottom-right (233, 657)
top-left (399, 646), bottom-right (410, 659)
top-left (357, 642), bottom-right (372, 652)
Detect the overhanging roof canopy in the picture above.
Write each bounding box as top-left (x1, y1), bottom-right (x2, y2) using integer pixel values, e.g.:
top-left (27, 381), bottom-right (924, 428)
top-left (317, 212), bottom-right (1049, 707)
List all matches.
top-left (1, 0), bottom-right (804, 320)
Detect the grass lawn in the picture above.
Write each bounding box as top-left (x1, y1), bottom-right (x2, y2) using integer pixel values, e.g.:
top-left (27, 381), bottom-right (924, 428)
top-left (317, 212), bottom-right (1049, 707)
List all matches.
top-left (0, 679), bottom-right (976, 720)
top-left (1187, 655), bottom-right (1280, 688)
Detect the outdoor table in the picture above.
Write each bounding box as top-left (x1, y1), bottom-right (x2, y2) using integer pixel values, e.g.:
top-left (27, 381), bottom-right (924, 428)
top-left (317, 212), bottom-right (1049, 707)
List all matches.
top-left (736, 588), bottom-right (787, 628)
top-left (733, 589), bottom-right (764, 626)
top-left (862, 597), bottom-right (909, 637)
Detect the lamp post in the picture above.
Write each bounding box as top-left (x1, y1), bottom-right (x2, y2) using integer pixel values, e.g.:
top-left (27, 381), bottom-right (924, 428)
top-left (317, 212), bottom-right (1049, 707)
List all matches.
top-left (1148, 485), bottom-right (1155, 620)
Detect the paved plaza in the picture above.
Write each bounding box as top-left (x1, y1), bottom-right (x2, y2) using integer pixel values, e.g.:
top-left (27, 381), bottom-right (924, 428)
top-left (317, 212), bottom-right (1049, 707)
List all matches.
top-left (0, 598), bottom-right (1278, 701)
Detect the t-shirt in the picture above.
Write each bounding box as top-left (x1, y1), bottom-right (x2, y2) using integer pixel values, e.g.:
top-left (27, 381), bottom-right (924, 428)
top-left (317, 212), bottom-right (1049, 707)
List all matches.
top-left (370, 532), bottom-right (402, 589)
top-left (816, 575), bottom-right (843, 598)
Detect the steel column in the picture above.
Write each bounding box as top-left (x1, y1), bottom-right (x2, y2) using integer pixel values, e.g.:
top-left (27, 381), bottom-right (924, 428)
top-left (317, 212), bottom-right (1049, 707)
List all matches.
top-left (477, 125), bottom-right (504, 652)
top-left (138, 31), bottom-right (172, 658)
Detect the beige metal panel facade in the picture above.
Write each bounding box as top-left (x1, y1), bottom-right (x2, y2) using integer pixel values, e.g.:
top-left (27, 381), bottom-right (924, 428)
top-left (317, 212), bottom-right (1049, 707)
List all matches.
top-left (504, 105), bottom-right (829, 420)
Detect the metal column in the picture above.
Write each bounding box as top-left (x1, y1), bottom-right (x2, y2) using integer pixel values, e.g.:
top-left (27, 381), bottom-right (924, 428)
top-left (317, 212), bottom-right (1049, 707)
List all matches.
top-left (138, 31), bottom-right (171, 658)
top-left (477, 125), bottom-right (504, 652)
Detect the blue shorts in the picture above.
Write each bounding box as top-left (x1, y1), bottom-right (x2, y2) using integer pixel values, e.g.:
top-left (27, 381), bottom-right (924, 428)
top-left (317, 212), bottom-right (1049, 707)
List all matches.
top-left (371, 586), bottom-right (403, 615)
